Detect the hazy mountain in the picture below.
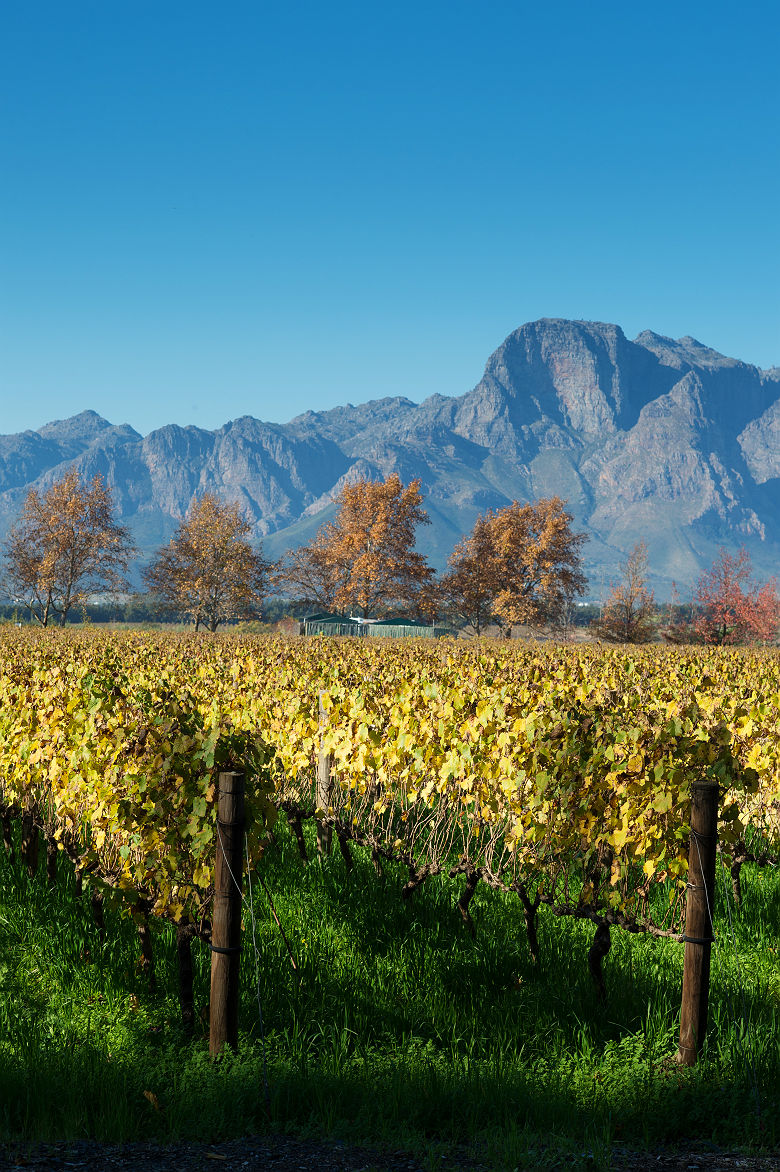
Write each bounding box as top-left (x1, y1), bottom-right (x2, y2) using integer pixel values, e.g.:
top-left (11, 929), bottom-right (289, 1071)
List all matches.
top-left (2, 319), bottom-right (779, 598)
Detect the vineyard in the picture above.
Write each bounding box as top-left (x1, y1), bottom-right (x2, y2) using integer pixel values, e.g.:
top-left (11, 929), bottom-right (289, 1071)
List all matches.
top-left (1, 630), bottom-right (780, 1161)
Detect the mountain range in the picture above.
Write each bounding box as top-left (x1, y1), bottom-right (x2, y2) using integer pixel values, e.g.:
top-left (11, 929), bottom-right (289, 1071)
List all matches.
top-left (2, 318), bottom-right (779, 598)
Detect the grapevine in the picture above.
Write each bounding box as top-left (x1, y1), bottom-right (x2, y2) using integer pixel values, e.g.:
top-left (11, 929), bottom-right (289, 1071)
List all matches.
top-left (1, 629), bottom-right (778, 979)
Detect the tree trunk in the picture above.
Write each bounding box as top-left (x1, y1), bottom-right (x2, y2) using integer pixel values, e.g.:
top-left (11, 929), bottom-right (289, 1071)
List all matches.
top-left (730, 859), bottom-right (743, 904)
top-left (288, 812), bottom-right (309, 862)
top-left (588, 922), bottom-right (611, 1000)
top-left (21, 810), bottom-right (39, 877)
top-left (515, 884), bottom-right (540, 964)
top-left (137, 910), bottom-right (156, 992)
top-left (58, 586), bottom-right (72, 628)
top-left (402, 862), bottom-right (440, 899)
top-left (335, 825), bottom-right (353, 871)
top-left (457, 870), bottom-right (480, 938)
top-left (1, 809), bottom-right (15, 862)
top-left (46, 835), bottom-right (58, 887)
top-left (91, 888), bottom-right (106, 942)
top-left (524, 901), bottom-right (540, 964)
top-left (176, 925), bottom-right (196, 1030)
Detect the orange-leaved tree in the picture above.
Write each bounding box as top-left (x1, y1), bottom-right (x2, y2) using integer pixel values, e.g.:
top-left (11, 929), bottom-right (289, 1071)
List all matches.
top-left (278, 473), bottom-right (435, 617)
top-left (590, 541), bottom-right (656, 643)
top-left (3, 468), bottom-right (134, 626)
top-left (443, 497), bottom-right (587, 635)
top-left (143, 493), bottom-right (268, 631)
top-left (687, 547), bottom-right (779, 645)
top-left (490, 497), bottom-right (588, 634)
top-left (275, 540), bottom-right (347, 613)
top-left (441, 514), bottom-right (497, 634)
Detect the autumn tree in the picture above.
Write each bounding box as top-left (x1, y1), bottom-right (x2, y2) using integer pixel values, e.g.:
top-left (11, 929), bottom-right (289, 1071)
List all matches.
top-left (413, 577), bottom-right (446, 624)
top-left (278, 473), bottom-right (435, 617)
top-left (441, 514), bottom-right (497, 634)
top-left (590, 541), bottom-right (656, 643)
top-left (444, 497), bottom-right (587, 636)
top-left (3, 469), bottom-right (134, 627)
top-left (275, 541), bottom-right (347, 614)
top-left (490, 497), bottom-right (587, 633)
top-left (665, 547), bottom-right (780, 646)
top-left (143, 493), bottom-right (268, 631)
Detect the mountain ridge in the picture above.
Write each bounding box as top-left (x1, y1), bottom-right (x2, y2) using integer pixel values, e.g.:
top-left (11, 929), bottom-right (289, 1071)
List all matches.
top-left (2, 319), bottom-right (779, 598)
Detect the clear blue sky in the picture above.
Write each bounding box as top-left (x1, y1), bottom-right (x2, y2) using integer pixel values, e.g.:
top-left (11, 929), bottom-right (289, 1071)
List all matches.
top-left (1, 0), bottom-right (778, 438)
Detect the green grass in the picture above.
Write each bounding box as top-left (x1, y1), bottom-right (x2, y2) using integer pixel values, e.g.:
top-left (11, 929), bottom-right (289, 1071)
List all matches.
top-left (1, 819), bottom-right (778, 1168)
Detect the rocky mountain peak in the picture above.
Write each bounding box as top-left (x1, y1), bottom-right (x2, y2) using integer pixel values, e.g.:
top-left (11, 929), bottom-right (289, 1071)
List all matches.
top-left (1, 320), bottom-right (778, 596)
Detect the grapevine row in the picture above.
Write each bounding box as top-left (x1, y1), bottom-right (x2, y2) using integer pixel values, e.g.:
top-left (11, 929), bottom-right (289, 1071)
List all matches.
top-left (1, 630), bottom-right (778, 976)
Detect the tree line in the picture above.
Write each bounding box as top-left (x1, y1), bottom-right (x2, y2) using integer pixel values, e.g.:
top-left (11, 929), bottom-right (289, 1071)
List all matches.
top-left (2, 467), bottom-right (778, 644)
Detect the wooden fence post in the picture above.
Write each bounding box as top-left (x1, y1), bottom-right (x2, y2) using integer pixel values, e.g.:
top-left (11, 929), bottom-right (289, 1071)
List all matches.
top-left (316, 693), bottom-right (332, 856)
top-left (676, 779), bottom-right (718, 1066)
top-left (210, 770), bottom-right (245, 1057)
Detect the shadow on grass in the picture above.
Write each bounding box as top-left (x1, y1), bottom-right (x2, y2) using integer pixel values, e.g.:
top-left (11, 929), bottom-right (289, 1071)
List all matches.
top-left (1, 824), bottom-right (778, 1155)
top-left (0, 1027), bottom-right (776, 1152)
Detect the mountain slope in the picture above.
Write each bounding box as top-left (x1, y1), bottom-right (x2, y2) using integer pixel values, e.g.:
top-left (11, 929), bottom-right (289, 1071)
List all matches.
top-left (2, 321), bottom-right (778, 597)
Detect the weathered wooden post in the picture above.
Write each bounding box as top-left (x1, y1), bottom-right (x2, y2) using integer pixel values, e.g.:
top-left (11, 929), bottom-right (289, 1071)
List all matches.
top-left (316, 693), bottom-right (332, 856)
top-left (676, 779), bottom-right (718, 1066)
top-left (210, 770), bottom-right (245, 1057)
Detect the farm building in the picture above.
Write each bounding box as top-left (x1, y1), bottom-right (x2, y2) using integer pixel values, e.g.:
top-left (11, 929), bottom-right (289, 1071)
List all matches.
top-left (302, 613), bottom-right (449, 638)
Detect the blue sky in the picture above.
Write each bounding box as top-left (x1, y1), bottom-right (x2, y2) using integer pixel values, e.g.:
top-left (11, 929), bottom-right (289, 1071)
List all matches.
top-left (1, 0), bottom-right (778, 438)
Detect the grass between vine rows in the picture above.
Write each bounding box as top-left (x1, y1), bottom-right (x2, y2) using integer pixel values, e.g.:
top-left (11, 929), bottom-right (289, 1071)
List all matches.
top-left (0, 816), bottom-right (778, 1169)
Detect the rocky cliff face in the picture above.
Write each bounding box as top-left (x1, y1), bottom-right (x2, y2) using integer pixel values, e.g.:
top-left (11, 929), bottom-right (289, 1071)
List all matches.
top-left (2, 320), bottom-right (779, 596)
